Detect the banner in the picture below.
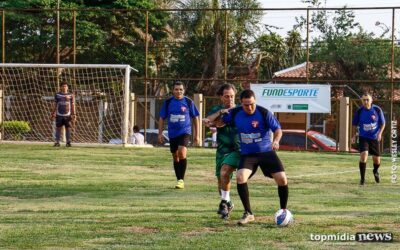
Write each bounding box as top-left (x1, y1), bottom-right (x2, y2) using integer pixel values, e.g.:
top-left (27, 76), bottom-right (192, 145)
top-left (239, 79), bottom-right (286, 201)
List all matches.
top-left (251, 83), bottom-right (331, 113)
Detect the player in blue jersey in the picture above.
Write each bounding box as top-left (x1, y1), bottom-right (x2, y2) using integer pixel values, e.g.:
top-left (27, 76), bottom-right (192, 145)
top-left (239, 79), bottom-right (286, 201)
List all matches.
top-left (158, 81), bottom-right (200, 189)
top-left (221, 89), bottom-right (289, 225)
top-left (352, 92), bottom-right (385, 186)
top-left (51, 81), bottom-right (76, 147)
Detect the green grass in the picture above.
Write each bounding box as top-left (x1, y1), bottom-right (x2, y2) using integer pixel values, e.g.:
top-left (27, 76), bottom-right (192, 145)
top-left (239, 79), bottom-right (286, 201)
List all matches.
top-left (0, 144), bottom-right (398, 249)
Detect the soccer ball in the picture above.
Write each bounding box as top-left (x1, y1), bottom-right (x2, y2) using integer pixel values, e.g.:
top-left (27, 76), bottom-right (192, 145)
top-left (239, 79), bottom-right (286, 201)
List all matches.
top-left (274, 209), bottom-right (293, 227)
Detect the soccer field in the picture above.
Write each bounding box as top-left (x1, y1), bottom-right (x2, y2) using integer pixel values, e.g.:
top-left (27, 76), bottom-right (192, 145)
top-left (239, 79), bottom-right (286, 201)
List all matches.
top-left (0, 144), bottom-right (398, 249)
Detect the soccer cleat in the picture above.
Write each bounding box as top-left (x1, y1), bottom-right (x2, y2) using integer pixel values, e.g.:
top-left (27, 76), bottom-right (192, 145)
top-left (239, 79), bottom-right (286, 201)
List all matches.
top-left (175, 179), bottom-right (184, 189)
top-left (53, 142), bottom-right (60, 147)
top-left (217, 201), bottom-right (224, 215)
top-left (220, 200), bottom-right (234, 219)
top-left (237, 211), bottom-right (254, 225)
top-left (66, 142), bottom-right (72, 147)
top-left (359, 179), bottom-right (365, 186)
top-left (373, 171), bottom-right (380, 183)
top-left (217, 200), bottom-right (234, 217)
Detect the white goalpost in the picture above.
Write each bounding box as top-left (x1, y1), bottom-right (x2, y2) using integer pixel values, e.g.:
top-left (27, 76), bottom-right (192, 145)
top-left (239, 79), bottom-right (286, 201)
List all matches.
top-left (0, 63), bottom-right (137, 146)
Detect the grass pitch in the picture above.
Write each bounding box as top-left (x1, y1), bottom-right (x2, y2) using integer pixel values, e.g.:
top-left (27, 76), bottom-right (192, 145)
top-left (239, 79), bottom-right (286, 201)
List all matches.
top-left (0, 144), bottom-right (398, 249)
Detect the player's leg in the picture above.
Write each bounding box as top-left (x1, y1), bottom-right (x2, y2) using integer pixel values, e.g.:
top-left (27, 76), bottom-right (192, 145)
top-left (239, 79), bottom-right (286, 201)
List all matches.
top-left (358, 137), bottom-right (369, 185)
top-left (236, 156), bottom-right (256, 225)
top-left (217, 176), bottom-right (222, 195)
top-left (218, 151), bottom-right (240, 219)
top-left (169, 137), bottom-right (182, 188)
top-left (370, 139), bottom-right (381, 183)
top-left (65, 116), bottom-right (72, 147)
top-left (54, 116), bottom-right (62, 147)
top-left (218, 164), bottom-right (235, 218)
top-left (215, 156), bottom-right (224, 214)
top-left (260, 151), bottom-right (288, 210)
top-left (172, 134), bottom-right (190, 189)
top-left (220, 164), bottom-right (234, 201)
top-left (271, 172), bottom-right (288, 209)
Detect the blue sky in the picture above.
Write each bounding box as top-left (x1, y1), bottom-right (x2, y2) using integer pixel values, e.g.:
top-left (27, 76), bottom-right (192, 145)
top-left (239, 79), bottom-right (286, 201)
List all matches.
top-left (258, 0), bottom-right (400, 38)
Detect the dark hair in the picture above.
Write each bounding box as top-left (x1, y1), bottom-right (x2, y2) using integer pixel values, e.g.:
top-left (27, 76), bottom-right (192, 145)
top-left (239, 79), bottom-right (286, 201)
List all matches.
top-left (133, 125), bottom-right (140, 133)
top-left (173, 81), bottom-right (185, 89)
top-left (240, 89), bottom-right (255, 100)
top-left (216, 83), bottom-right (237, 96)
top-left (60, 81), bottom-right (68, 87)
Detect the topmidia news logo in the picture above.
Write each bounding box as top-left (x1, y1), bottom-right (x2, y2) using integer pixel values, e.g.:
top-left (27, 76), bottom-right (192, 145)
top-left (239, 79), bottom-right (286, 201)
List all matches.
top-left (356, 232), bottom-right (393, 242)
top-left (310, 232), bottom-right (393, 242)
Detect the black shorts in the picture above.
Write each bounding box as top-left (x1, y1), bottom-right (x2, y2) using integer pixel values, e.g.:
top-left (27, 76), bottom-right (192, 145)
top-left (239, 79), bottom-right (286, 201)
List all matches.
top-left (359, 137), bottom-right (380, 156)
top-left (239, 151), bottom-right (285, 178)
top-left (56, 116), bottom-right (72, 128)
top-left (169, 134), bottom-right (190, 153)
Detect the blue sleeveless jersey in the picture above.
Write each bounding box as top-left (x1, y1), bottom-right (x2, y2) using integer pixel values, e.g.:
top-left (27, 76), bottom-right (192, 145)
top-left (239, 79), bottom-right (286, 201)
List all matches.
top-left (352, 104), bottom-right (385, 140)
top-left (222, 105), bottom-right (281, 155)
top-left (160, 97), bottom-right (199, 139)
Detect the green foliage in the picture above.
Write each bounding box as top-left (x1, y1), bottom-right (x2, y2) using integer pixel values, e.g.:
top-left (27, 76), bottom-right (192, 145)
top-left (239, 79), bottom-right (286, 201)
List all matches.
top-left (1, 120), bottom-right (31, 140)
top-left (1, 0), bottom-right (169, 73)
top-left (296, 1), bottom-right (400, 79)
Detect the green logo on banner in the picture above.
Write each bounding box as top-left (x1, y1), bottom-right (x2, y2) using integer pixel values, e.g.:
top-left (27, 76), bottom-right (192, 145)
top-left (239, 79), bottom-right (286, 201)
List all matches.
top-left (292, 104), bottom-right (309, 110)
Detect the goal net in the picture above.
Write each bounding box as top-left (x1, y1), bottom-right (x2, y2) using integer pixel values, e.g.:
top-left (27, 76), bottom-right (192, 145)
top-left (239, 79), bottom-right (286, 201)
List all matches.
top-left (0, 63), bottom-right (135, 145)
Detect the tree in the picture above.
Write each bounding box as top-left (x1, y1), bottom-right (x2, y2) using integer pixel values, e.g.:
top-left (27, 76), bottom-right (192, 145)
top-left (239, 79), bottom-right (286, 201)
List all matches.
top-left (293, 0), bottom-right (400, 98)
top-left (168, 0), bottom-right (262, 95)
top-left (0, 0), bottom-right (169, 81)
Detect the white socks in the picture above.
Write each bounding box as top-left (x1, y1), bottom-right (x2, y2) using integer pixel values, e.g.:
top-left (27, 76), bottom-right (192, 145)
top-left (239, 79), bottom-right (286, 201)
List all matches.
top-left (221, 190), bottom-right (230, 202)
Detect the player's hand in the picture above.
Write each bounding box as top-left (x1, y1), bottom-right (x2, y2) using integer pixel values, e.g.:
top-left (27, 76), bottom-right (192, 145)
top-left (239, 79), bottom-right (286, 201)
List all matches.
top-left (50, 113), bottom-right (56, 120)
top-left (272, 141), bottom-right (280, 150)
top-left (213, 118), bottom-right (225, 128)
top-left (351, 136), bottom-right (356, 144)
top-left (193, 137), bottom-right (200, 147)
top-left (71, 115), bottom-right (77, 122)
top-left (202, 118), bottom-right (212, 127)
top-left (158, 134), bottom-right (164, 144)
top-left (377, 134), bottom-right (382, 142)
top-left (220, 109), bottom-right (229, 114)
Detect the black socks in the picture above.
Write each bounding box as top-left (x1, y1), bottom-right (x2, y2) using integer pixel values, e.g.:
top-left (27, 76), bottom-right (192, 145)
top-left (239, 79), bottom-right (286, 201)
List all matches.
top-left (173, 159), bottom-right (187, 180)
top-left (359, 162), bottom-right (366, 182)
top-left (278, 185), bottom-right (289, 209)
top-left (373, 163), bottom-right (380, 173)
top-left (237, 183), bottom-right (252, 214)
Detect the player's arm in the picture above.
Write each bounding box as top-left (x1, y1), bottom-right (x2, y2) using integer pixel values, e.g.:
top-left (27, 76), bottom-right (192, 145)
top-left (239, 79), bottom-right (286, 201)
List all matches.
top-left (71, 95), bottom-right (76, 121)
top-left (377, 123), bottom-right (385, 141)
top-left (351, 111), bottom-right (360, 143)
top-left (272, 128), bottom-right (282, 150)
top-left (203, 109), bottom-right (224, 127)
top-left (351, 125), bottom-right (358, 143)
top-left (377, 108), bottom-right (386, 141)
top-left (50, 99), bottom-right (57, 120)
top-left (158, 117), bottom-right (165, 144)
top-left (192, 116), bottom-right (200, 146)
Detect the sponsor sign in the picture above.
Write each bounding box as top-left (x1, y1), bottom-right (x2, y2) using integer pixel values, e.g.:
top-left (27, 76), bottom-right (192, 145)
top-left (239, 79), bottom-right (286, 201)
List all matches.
top-left (251, 83), bottom-right (331, 113)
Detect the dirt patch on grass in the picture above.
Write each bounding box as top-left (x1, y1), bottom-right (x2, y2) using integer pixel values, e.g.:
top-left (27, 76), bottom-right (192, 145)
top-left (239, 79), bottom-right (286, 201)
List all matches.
top-left (126, 226), bottom-right (159, 234)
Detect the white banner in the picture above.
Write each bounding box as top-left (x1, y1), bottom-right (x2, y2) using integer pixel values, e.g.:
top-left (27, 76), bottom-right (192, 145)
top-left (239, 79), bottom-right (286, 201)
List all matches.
top-left (251, 83), bottom-right (331, 113)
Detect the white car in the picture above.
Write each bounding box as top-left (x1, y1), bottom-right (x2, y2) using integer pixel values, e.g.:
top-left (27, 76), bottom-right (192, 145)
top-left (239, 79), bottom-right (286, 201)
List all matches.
top-left (140, 129), bottom-right (169, 146)
top-left (108, 129), bottom-right (169, 146)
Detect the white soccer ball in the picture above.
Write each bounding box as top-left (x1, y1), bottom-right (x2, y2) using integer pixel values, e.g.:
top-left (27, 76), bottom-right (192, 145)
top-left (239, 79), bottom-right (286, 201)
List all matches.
top-left (274, 209), bottom-right (293, 227)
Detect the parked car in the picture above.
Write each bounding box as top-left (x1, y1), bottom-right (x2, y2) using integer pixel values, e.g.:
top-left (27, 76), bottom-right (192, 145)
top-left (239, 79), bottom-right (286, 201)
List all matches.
top-left (140, 129), bottom-right (169, 146)
top-left (280, 129), bottom-right (357, 152)
top-left (108, 129), bottom-right (169, 146)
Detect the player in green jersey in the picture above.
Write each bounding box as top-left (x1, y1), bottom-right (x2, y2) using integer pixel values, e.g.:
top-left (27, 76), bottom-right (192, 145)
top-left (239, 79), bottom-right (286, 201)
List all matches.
top-left (203, 83), bottom-right (240, 219)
